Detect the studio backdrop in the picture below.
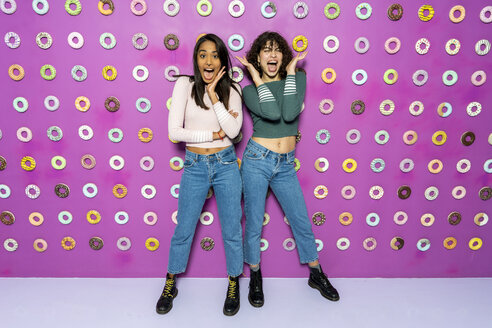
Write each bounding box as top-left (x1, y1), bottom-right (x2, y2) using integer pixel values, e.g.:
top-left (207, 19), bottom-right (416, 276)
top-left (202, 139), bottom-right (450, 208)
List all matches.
top-left (1, 0), bottom-right (491, 277)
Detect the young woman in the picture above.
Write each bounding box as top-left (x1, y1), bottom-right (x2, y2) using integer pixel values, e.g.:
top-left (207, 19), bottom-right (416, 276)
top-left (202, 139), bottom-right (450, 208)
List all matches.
top-left (236, 31), bottom-right (339, 307)
top-left (156, 34), bottom-right (243, 316)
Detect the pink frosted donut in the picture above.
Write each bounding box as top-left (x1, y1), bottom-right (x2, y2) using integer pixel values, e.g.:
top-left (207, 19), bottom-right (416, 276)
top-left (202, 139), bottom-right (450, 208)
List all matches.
top-left (130, 0), bottom-right (147, 15)
top-left (471, 70), bottom-right (486, 86)
top-left (385, 37), bottom-right (401, 54)
top-left (319, 99), bottom-right (334, 114)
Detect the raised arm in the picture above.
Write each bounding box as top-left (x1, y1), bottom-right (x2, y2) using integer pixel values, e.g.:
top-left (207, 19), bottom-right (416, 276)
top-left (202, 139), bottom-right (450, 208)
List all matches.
top-left (281, 71), bottom-right (306, 122)
top-left (168, 77), bottom-right (214, 143)
top-left (243, 84), bottom-right (281, 120)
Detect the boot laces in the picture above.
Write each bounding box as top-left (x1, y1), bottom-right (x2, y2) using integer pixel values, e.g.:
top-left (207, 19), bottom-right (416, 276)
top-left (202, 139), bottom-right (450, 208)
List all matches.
top-left (319, 272), bottom-right (332, 288)
top-left (227, 280), bottom-right (237, 299)
top-left (163, 279), bottom-right (175, 297)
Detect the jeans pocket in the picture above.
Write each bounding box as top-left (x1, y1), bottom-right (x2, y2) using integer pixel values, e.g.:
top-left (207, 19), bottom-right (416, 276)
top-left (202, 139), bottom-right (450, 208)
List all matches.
top-left (219, 152), bottom-right (238, 165)
top-left (244, 148), bottom-right (265, 160)
top-left (183, 156), bottom-right (196, 168)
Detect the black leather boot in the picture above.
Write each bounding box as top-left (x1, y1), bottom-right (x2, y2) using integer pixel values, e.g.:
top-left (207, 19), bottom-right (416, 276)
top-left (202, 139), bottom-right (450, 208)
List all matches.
top-left (223, 276), bottom-right (240, 316)
top-left (248, 267), bottom-right (264, 307)
top-left (308, 265), bottom-right (340, 301)
top-left (156, 273), bottom-right (178, 314)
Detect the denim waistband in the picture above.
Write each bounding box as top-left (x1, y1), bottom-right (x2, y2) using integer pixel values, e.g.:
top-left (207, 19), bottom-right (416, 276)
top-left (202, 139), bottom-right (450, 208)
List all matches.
top-left (246, 138), bottom-right (296, 161)
top-left (185, 146), bottom-right (236, 162)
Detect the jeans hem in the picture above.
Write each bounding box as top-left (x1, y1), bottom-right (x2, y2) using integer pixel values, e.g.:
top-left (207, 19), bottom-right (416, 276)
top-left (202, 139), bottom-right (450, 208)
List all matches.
top-left (167, 268), bottom-right (186, 275)
top-left (244, 259), bottom-right (260, 267)
top-left (300, 257), bottom-right (319, 265)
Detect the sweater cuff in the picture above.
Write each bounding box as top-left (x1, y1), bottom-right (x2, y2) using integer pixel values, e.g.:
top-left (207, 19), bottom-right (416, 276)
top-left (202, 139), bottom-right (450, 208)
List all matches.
top-left (212, 101), bottom-right (231, 125)
top-left (284, 75), bottom-right (297, 96)
top-left (257, 84), bottom-right (276, 102)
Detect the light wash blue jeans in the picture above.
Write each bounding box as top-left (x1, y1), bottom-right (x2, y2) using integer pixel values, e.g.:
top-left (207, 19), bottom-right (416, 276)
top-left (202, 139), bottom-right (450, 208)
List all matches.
top-left (241, 138), bottom-right (319, 265)
top-left (167, 146), bottom-right (243, 277)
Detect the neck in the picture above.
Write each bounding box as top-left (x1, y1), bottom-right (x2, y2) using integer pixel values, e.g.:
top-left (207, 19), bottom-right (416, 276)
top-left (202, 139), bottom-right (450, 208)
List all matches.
top-left (262, 74), bottom-right (281, 83)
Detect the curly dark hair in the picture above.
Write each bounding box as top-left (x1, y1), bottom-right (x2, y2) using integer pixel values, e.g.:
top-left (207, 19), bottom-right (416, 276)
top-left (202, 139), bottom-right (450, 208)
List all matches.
top-left (245, 31), bottom-right (293, 80)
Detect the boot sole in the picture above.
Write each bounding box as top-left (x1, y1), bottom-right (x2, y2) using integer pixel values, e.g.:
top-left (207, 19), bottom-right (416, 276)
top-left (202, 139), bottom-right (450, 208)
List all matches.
top-left (248, 294), bottom-right (264, 308)
top-left (156, 289), bottom-right (178, 314)
top-left (223, 303), bottom-right (240, 316)
top-left (308, 280), bottom-right (340, 302)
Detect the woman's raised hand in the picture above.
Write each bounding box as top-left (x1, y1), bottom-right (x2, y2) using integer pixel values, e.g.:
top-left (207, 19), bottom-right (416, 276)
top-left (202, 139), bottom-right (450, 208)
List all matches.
top-left (286, 51), bottom-right (308, 75)
top-left (206, 66), bottom-right (226, 103)
top-left (236, 56), bottom-right (262, 85)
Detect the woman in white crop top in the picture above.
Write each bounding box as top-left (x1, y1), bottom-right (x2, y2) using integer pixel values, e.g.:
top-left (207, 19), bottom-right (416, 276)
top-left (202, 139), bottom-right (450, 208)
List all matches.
top-left (156, 34), bottom-right (243, 317)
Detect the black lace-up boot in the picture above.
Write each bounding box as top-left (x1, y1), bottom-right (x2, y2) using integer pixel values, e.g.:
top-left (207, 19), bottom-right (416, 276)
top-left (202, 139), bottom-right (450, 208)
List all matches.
top-left (156, 273), bottom-right (178, 314)
top-left (223, 276), bottom-right (240, 316)
top-left (308, 265), bottom-right (340, 301)
top-left (248, 267), bottom-right (264, 307)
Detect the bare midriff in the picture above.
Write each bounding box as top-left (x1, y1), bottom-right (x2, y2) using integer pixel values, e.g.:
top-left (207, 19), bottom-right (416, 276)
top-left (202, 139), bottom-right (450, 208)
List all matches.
top-left (252, 136), bottom-right (296, 154)
top-left (186, 146), bottom-right (229, 155)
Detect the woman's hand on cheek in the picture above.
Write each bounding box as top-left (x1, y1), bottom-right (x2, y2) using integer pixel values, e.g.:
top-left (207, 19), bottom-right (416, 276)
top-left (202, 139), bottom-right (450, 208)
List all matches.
top-left (206, 66), bottom-right (226, 103)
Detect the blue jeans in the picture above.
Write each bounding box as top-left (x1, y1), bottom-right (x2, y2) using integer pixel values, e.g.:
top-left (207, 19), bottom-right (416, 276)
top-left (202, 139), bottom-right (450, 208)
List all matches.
top-left (167, 146), bottom-right (243, 277)
top-left (242, 138), bottom-right (319, 265)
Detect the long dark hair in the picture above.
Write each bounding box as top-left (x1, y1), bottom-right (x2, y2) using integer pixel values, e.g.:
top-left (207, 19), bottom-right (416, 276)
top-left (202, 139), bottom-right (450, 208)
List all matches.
top-left (189, 34), bottom-right (240, 110)
top-left (245, 31), bottom-right (293, 80)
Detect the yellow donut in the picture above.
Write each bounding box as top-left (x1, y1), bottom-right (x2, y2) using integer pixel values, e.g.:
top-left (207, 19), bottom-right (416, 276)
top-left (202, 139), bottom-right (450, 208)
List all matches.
top-left (75, 96), bottom-right (91, 112)
top-left (427, 159), bottom-right (443, 174)
top-left (87, 210), bottom-right (102, 224)
top-left (196, 33), bottom-right (207, 43)
top-left (61, 236), bottom-right (76, 250)
top-left (98, 0), bottom-right (114, 15)
top-left (145, 237), bottom-right (160, 251)
top-left (418, 5), bottom-right (434, 21)
top-left (432, 130), bottom-right (447, 145)
top-left (21, 156), bottom-right (36, 171)
top-left (102, 65), bottom-right (117, 81)
top-left (29, 212), bottom-right (44, 226)
top-left (9, 64), bottom-right (25, 81)
top-left (168, 134), bottom-right (179, 144)
top-left (339, 212), bottom-right (353, 226)
top-left (292, 35), bottom-right (308, 52)
top-left (112, 184), bottom-right (128, 198)
top-left (468, 237), bottom-right (482, 250)
top-left (321, 68), bottom-right (336, 84)
top-left (342, 158), bottom-right (357, 173)
top-left (138, 128), bottom-right (153, 143)
top-left (443, 237), bottom-right (457, 250)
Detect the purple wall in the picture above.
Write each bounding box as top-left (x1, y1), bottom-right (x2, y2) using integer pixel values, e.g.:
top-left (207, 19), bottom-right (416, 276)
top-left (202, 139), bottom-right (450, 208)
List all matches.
top-left (1, 0), bottom-right (491, 278)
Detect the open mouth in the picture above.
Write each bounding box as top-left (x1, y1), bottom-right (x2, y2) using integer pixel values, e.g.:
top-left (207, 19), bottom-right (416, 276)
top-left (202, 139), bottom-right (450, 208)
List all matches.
top-left (203, 68), bottom-right (215, 81)
top-left (267, 61), bottom-right (278, 73)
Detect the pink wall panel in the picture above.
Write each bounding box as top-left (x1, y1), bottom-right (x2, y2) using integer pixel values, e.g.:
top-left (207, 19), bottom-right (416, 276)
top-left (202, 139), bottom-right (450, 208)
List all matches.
top-left (1, 0), bottom-right (491, 277)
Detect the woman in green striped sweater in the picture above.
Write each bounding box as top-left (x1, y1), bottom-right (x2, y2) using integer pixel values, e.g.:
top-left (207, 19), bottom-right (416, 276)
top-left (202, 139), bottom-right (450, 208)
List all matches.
top-left (236, 31), bottom-right (339, 308)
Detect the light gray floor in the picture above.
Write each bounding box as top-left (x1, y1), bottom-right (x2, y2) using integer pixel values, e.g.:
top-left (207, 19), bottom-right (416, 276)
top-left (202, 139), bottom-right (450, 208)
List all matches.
top-left (1, 278), bottom-right (491, 328)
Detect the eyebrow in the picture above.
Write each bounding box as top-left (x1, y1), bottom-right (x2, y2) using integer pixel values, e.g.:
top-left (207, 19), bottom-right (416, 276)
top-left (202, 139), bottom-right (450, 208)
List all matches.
top-left (198, 49), bottom-right (218, 53)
